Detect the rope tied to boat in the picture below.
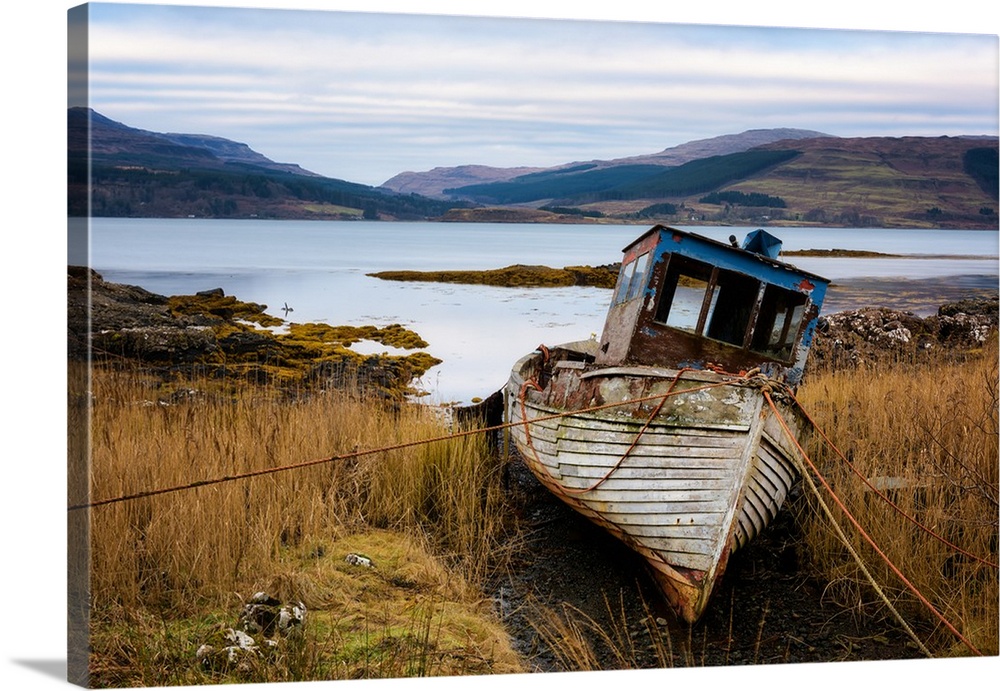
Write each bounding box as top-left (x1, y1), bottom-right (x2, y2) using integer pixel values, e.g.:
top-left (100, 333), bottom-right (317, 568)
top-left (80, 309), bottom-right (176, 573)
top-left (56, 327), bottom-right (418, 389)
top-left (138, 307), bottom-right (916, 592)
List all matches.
top-left (517, 364), bottom-right (772, 496)
top-left (515, 359), bottom-right (991, 656)
top-left (762, 389), bottom-right (985, 658)
top-left (76, 345), bottom-right (993, 656)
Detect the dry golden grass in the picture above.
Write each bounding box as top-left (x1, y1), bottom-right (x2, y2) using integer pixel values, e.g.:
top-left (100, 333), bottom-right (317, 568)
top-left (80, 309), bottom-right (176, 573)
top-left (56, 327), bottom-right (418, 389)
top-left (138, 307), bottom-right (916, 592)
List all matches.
top-left (521, 336), bottom-right (999, 670)
top-left (77, 327), bottom-right (998, 683)
top-left (795, 335), bottom-right (999, 657)
top-left (82, 363), bottom-right (521, 686)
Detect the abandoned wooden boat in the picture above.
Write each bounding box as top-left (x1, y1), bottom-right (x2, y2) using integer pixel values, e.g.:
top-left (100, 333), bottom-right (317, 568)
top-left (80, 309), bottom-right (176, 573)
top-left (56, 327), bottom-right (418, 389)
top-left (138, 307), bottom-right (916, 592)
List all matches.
top-left (504, 225), bottom-right (830, 623)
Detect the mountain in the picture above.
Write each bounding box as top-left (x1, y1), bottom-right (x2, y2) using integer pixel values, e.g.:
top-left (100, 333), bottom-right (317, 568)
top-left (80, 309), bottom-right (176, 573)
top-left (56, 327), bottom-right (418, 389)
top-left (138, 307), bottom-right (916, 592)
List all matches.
top-left (380, 164), bottom-right (547, 199)
top-left (68, 107), bottom-right (319, 177)
top-left (380, 128), bottom-right (830, 199)
top-left (68, 108), bottom-right (999, 228)
top-left (67, 107), bottom-right (465, 220)
top-left (156, 132), bottom-right (322, 178)
top-left (429, 133), bottom-right (998, 230)
top-left (602, 128), bottom-right (832, 167)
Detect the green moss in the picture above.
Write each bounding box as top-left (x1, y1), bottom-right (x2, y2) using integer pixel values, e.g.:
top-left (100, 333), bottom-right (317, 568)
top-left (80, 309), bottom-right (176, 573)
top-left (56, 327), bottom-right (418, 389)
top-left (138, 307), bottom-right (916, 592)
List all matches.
top-left (121, 289), bottom-right (440, 399)
top-left (285, 323), bottom-right (430, 349)
top-left (368, 264), bottom-right (618, 289)
top-left (168, 293), bottom-right (284, 327)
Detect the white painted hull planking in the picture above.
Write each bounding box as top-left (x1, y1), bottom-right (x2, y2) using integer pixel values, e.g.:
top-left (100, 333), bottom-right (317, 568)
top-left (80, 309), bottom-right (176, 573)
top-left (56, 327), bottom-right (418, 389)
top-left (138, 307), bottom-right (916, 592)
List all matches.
top-left (504, 341), bottom-right (806, 623)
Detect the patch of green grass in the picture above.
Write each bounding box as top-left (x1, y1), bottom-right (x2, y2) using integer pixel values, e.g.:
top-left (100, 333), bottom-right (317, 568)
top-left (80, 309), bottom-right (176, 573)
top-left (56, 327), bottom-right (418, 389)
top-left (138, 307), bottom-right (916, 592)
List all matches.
top-left (301, 202), bottom-right (364, 216)
top-left (88, 530), bottom-right (522, 687)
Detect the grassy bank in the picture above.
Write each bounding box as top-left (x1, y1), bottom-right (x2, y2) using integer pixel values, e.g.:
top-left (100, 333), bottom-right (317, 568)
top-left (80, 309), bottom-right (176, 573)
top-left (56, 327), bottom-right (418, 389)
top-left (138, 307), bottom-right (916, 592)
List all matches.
top-left (78, 331), bottom-right (998, 684)
top-left (83, 363), bottom-right (521, 686)
top-left (795, 335), bottom-right (998, 656)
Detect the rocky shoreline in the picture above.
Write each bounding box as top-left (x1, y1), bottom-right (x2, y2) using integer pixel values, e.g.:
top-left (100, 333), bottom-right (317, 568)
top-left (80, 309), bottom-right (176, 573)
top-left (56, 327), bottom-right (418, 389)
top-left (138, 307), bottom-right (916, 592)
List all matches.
top-left (70, 265), bottom-right (998, 395)
top-left (809, 295), bottom-right (998, 372)
top-left (68, 266), bottom-right (441, 399)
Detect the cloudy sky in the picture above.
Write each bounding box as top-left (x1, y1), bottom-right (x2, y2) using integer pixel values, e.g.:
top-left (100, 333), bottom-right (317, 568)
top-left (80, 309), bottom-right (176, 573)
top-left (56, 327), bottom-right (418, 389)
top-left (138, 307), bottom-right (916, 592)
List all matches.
top-left (74, 1), bottom-right (999, 187)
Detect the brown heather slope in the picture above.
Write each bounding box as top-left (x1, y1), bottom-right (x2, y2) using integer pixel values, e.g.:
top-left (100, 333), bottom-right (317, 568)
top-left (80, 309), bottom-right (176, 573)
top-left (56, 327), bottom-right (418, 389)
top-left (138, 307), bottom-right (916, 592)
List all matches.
top-left (737, 136), bottom-right (998, 228)
top-left (573, 136), bottom-right (999, 229)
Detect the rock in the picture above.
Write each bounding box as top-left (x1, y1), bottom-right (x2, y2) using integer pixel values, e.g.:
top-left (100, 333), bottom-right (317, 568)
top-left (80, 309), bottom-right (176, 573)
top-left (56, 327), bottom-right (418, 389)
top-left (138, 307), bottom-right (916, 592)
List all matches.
top-left (238, 592), bottom-right (307, 638)
top-left (197, 627), bottom-right (262, 673)
top-left (810, 296), bottom-right (997, 371)
top-left (345, 553), bottom-right (374, 568)
top-left (91, 325), bottom-right (218, 363)
top-left (197, 592), bottom-right (307, 674)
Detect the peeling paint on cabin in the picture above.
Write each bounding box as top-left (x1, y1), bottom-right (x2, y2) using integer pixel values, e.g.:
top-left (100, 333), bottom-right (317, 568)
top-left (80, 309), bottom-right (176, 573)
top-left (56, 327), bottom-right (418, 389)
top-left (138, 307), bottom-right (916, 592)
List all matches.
top-left (596, 226), bottom-right (829, 388)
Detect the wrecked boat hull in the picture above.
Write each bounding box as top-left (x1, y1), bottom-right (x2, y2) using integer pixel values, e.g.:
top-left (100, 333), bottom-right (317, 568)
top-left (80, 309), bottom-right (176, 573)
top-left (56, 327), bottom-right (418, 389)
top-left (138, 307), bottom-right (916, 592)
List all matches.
top-left (505, 340), bottom-right (807, 623)
top-left (503, 226), bottom-right (828, 622)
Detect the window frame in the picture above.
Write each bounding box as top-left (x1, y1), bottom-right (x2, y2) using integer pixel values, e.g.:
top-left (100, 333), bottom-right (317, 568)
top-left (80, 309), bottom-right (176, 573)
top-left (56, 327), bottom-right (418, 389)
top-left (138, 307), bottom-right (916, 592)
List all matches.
top-left (652, 253), bottom-right (811, 363)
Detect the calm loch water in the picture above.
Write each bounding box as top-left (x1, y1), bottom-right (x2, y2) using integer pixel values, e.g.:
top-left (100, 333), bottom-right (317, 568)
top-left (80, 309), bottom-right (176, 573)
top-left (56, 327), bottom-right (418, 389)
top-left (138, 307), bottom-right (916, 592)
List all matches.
top-left (77, 218), bottom-right (998, 404)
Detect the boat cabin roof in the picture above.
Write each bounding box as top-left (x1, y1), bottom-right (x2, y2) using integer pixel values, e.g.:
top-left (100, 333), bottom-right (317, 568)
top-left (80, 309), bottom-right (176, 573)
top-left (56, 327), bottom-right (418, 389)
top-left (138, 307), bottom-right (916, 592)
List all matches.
top-left (595, 225), bottom-right (830, 386)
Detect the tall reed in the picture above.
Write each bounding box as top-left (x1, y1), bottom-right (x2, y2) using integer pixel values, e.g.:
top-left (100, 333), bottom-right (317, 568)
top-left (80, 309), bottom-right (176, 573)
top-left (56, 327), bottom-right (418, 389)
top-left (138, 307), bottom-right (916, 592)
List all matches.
top-left (84, 361), bottom-right (517, 683)
top-left (795, 335), bottom-right (998, 656)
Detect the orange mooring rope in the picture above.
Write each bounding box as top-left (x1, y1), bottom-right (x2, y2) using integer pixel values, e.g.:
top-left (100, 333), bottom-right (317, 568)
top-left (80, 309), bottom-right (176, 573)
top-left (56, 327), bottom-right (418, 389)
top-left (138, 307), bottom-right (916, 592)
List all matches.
top-left (72, 354), bottom-right (991, 656)
top-left (787, 391), bottom-right (999, 570)
top-left (762, 389), bottom-right (984, 657)
top-left (518, 367), bottom-right (701, 495)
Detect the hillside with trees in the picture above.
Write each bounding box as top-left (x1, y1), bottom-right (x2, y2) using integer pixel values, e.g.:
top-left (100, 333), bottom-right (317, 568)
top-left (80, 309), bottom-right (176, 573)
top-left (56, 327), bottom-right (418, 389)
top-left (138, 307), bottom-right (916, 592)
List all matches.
top-left (69, 108), bottom-right (998, 228)
top-left (67, 108), bottom-right (467, 221)
top-left (452, 136), bottom-right (998, 229)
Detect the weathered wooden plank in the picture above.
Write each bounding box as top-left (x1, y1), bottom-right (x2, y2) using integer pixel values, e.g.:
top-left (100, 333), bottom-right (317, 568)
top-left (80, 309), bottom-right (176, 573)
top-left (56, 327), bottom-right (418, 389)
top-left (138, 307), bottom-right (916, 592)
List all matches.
top-left (588, 499), bottom-right (731, 515)
top-left (615, 524), bottom-right (726, 543)
top-left (559, 478), bottom-right (735, 496)
top-left (757, 436), bottom-right (797, 477)
top-left (569, 486), bottom-right (734, 502)
top-left (748, 475), bottom-right (782, 515)
top-left (634, 535), bottom-right (719, 559)
top-left (520, 404), bottom-right (753, 434)
top-left (595, 507), bottom-right (729, 525)
top-left (736, 498), bottom-right (766, 538)
top-left (555, 454), bottom-right (740, 474)
top-left (554, 437), bottom-right (745, 459)
top-left (554, 465), bottom-right (732, 481)
top-left (519, 412), bottom-right (751, 441)
top-left (753, 454), bottom-right (793, 496)
top-left (555, 423), bottom-right (748, 448)
top-left (741, 485), bottom-right (770, 526)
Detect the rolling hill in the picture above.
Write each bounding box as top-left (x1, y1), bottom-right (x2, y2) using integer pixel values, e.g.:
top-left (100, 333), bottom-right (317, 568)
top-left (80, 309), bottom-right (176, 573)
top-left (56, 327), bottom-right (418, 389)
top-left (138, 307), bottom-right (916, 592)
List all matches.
top-left (67, 107), bottom-right (466, 220)
top-left (437, 135), bottom-right (998, 229)
top-left (68, 108), bottom-right (999, 228)
top-left (381, 128), bottom-right (829, 199)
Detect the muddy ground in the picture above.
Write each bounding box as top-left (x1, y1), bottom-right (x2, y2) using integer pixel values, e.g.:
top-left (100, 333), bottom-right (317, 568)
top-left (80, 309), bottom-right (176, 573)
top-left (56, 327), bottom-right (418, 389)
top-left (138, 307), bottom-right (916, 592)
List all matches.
top-left (491, 453), bottom-right (929, 673)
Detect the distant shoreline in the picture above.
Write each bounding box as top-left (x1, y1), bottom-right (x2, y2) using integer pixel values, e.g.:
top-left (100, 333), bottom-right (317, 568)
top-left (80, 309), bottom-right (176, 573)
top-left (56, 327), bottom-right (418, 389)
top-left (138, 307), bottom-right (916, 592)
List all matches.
top-left (367, 262), bottom-right (997, 318)
top-left (783, 248), bottom-right (998, 259)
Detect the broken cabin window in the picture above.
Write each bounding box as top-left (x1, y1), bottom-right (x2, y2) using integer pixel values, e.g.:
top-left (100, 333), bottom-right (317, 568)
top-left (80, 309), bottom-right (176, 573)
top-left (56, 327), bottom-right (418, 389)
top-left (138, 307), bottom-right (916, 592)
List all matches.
top-left (653, 253), bottom-right (812, 361)
top-left (654, 255), bottom-right (713, 332)
top-left (654, 255), bottom-right (761, 347)
top-left (613, 251), bottom-right (652, 305)
top-left (704, 270), bottom-right (760, 347)
top-left (750, 284), bottom-right (808, 360)
top-left (626, 252), bottom-right (652, 301)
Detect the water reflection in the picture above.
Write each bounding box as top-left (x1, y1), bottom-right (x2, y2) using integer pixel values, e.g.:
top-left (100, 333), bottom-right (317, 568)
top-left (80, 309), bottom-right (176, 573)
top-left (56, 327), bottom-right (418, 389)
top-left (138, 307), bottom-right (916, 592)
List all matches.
top-left (89, 219), bottom-right (998, 404)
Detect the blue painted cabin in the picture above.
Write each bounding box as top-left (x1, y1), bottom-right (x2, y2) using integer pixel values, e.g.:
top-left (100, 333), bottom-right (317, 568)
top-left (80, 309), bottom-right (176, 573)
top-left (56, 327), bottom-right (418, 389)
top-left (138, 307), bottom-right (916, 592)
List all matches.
top-left (595, 225), bottom-right (829, 387)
